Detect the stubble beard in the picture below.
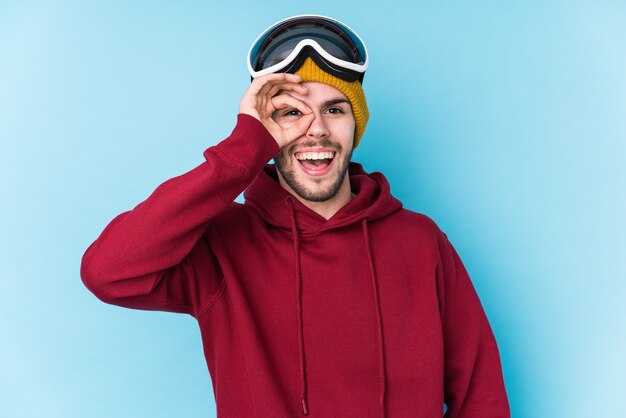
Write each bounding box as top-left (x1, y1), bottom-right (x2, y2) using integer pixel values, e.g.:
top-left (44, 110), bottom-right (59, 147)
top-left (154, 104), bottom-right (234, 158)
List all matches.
top-left (274, 139), bottom-right (353, 202)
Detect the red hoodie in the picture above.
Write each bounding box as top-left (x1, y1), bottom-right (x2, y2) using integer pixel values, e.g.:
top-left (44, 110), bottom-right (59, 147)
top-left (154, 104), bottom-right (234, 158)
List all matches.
top-left (81, 114), bottom-right (510, 418)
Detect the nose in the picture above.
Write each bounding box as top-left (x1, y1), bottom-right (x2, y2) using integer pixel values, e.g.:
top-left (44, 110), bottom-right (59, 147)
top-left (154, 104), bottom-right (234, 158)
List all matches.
top-left (306, 112), bottom-right (329, 139)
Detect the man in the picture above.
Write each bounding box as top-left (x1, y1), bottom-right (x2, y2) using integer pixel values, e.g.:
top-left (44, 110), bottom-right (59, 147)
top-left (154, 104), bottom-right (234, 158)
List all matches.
top-left (81, 15), bottom-right (510, 417)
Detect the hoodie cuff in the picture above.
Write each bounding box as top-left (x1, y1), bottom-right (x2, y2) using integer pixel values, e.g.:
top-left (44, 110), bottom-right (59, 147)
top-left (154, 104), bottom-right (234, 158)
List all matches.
top-left (205, 114), bottom-right (280, 177)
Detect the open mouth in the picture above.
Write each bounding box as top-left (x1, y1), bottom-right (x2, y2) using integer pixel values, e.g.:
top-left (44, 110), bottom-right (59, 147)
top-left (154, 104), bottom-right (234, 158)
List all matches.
top-left (294, 150), bottom-right (336, 176)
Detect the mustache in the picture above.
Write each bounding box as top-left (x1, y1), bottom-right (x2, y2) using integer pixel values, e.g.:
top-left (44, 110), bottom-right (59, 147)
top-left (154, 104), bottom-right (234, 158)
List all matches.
top-left (287, 138), bottom-right (342, 154)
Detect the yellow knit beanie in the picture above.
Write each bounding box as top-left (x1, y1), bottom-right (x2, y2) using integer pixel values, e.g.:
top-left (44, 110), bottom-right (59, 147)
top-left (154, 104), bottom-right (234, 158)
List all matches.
top-left (294, 57), bottom-right (369, 148)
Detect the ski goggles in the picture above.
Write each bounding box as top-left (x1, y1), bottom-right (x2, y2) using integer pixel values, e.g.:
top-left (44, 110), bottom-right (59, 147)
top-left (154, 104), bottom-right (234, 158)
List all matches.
top-left (247, 14), bottom-right (369, 83)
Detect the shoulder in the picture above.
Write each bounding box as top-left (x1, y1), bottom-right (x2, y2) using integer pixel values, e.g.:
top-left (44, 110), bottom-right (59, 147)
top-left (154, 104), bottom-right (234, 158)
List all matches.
top-left (371, 208), bottom-right (450, 260)
top-left (384, 208), bottom-right (446, 239)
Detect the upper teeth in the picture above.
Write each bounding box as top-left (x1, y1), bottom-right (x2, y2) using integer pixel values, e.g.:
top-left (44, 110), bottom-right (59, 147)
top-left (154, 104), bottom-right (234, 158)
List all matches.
top-left (295, 151), bottom-right (335, 160)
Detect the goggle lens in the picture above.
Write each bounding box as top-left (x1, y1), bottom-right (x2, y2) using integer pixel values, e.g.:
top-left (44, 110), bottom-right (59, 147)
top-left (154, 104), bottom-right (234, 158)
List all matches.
top-left (250, 17), bottom-right (367, 73)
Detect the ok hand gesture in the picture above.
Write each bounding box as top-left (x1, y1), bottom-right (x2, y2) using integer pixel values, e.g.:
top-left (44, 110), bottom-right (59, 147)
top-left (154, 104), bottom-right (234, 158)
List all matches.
top-left (239, 73), bottom-right (314, 149)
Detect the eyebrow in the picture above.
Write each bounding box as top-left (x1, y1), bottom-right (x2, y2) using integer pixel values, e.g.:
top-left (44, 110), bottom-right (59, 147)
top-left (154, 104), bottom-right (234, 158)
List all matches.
top-left (323, 98), bottom-right (351, 108)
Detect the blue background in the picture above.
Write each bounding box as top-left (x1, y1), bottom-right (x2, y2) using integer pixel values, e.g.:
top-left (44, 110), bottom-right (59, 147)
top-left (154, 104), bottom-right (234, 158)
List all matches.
top-left (1, 1), bottom-right (625, 417)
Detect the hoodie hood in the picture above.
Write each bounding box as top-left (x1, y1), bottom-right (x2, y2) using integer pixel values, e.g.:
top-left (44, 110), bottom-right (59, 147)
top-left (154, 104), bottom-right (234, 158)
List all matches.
top-left (244, 162), bottom-right (403, 233)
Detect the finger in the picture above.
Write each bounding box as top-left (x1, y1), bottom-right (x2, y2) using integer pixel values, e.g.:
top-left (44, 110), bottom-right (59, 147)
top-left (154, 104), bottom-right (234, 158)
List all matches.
top-left (241, 73), bottom-right (307, 119)
top-left (264, 72), bottom-right (303, 84)
top-left (270, 94), bottom-right (312, 114)
top-left (257, 83), bottom-right (300, 113)
top-left (250, 73), bottom-right (303, 96)
top-left (266, 82), bottom-right (309, 99)
top-left (259, 82), bottom-right (308, 104)
top-left (244, 74), bottom-right (282, 99)
top-left (267, 96), bottom-right (310, 120)
top-left (252, 73), bottom-right (302, 92)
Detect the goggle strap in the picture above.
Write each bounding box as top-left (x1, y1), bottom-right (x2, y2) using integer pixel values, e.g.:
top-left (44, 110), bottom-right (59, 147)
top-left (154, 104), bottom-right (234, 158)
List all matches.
top-left (250, 48), bottom-right (363, 84)
top-left (287, 48), bottom-right (362, 82)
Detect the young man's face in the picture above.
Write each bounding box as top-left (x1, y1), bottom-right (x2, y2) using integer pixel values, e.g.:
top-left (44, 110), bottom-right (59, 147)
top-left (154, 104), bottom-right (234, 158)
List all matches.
top-left (272, 82), bottom-right (356, 202)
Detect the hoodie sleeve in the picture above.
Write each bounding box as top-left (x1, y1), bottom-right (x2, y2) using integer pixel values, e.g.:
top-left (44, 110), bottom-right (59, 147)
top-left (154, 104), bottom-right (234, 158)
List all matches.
top-left (435, 229), bottom-right (511, 418)
top-left (80, 114), bottom-right (279, 317)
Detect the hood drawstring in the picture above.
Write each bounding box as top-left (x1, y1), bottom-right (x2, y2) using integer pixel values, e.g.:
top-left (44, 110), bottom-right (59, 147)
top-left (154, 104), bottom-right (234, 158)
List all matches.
top-left (286, 196), bottom-right (309, 415)
top-left (285, 198), bottom-right (386, 417)
top-left (362, 218), bottom-right (387, 418)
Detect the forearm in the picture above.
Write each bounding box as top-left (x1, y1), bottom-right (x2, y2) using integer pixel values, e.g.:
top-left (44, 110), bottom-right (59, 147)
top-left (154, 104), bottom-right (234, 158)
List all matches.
top-left (80, 114), bottom-right (278, 303)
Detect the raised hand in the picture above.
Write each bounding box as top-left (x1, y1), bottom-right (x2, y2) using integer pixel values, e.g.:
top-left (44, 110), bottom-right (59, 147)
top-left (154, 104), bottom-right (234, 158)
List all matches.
top-left (239, 73), bottom-right (314, 148)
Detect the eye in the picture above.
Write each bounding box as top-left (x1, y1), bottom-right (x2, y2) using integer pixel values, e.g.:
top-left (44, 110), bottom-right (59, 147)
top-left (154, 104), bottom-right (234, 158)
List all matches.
top-left (284, 109), bottom-right (301, 117)
top-left (326, 107), bottom-right (344, 114)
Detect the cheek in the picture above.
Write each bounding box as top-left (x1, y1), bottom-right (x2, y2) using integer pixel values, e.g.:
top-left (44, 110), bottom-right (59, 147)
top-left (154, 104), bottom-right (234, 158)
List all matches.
top-left (337, 119), bottom-right (356, 146)
top-left (276, 147), bottom-right (295, 168)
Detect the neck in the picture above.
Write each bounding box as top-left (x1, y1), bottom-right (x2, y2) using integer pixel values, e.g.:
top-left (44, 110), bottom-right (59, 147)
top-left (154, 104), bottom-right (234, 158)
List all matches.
top-left (279, 175), bottom-right (353, 220)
